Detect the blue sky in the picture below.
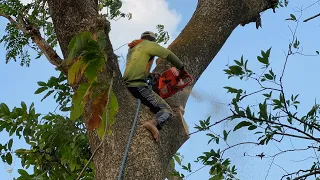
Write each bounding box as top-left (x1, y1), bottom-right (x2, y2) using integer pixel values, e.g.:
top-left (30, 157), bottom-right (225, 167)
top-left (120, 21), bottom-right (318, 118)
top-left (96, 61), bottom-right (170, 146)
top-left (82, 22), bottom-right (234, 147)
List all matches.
top-left (1, 0), bottom-right (320, 179)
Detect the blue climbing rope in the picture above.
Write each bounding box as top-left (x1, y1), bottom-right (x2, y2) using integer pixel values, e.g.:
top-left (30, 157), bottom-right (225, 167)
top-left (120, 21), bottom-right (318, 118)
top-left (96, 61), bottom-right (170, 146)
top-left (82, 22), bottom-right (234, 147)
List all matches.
top-left (118, 99), bottom-right (141, 180)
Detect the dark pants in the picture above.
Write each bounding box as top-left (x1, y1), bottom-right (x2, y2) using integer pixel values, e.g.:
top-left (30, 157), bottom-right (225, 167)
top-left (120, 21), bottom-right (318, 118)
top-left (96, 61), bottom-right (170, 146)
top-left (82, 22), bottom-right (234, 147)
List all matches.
top-left (127, 86), bottom-right (173, 129)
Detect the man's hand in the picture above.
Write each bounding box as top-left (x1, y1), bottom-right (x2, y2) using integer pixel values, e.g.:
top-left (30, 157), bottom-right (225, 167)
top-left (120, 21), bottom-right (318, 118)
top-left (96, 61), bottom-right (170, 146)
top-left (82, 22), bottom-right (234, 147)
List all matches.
top-left (149, 73), bottom-right (160, 79)
top-left (179, 67), bottom-right (188, 78)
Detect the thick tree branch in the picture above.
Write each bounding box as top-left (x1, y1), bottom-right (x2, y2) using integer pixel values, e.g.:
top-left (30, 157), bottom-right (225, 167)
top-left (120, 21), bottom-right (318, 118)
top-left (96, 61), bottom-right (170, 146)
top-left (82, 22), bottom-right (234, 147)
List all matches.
top-left (274, 132), bottom-right (320, 141)
top-left (154, 0), bottom-right (279, 108)
top-left (0, 13), bottom-right (65, 72)
top-left (46, 0), bottom-right (281, 179)
top-left (270, 147), bottom-right (314, 158)
top-left (281, 169), bottom-right (319, 180)
top-left (293, 170), bottom-right (320, 180)
top-left (232, 113), bottom-right (320, 143)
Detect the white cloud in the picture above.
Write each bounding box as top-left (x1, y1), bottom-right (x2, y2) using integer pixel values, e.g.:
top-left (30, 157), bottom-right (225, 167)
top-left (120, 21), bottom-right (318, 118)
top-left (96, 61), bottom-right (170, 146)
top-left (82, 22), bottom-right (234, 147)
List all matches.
top-left (21, 0), bottom-right (181, 71)
top-left (20, 0), bottom-right (32, 5)
top-left (107, 0), bottom-right (181, 71)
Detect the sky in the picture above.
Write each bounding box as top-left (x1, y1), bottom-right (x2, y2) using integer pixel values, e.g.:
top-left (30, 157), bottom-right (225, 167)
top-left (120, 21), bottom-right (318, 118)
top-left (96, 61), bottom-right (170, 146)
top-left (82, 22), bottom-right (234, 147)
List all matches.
top-left (0, 0), bottom-right (320, 179)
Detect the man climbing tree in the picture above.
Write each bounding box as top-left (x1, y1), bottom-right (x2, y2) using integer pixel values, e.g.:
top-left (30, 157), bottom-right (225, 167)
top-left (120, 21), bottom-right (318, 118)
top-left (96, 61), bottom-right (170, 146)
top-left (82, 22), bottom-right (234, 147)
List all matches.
top-left (123, 31), bottom-right (187, 142)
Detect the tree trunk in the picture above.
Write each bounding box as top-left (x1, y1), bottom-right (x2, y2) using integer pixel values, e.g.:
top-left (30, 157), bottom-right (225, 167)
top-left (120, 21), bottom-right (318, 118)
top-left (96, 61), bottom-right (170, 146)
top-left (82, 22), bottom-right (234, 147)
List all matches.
top-left (47, 0), bottom-right (276, 179)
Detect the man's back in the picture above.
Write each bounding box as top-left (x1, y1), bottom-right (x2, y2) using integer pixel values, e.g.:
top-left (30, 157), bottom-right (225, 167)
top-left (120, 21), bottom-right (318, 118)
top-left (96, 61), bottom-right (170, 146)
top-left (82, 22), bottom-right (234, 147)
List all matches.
top-left (123, 40), bottom-right (154, 87)
top-left (123, 40), bottom-right (183, 87)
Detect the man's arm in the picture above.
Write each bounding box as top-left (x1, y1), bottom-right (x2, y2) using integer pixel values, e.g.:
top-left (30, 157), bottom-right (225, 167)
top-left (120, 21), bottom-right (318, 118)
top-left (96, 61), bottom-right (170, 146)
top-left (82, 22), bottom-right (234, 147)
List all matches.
top-left (146, 41), bottom-right (184, 70)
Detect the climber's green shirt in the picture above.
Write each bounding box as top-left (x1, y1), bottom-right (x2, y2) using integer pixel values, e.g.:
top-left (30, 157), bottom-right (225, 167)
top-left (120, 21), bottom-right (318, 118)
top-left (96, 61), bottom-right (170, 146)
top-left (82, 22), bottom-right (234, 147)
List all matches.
top-left (123, 40), bottom-right (184, 87)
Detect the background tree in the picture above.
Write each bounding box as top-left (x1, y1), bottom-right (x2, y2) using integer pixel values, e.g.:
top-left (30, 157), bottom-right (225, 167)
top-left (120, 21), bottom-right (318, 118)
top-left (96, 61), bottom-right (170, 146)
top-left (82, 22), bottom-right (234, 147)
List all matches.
top-left (1, 0), bottom-right (319, 179)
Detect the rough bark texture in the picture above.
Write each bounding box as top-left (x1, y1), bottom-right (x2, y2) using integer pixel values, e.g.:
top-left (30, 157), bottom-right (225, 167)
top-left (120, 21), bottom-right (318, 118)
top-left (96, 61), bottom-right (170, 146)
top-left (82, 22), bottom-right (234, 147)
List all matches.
top-left (47, 0), bottom-right (276, 179)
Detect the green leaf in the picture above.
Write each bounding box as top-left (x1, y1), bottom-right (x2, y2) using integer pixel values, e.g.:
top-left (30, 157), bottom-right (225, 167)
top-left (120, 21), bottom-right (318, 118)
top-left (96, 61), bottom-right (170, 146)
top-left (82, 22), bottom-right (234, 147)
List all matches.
top-left (246, 106), bottom-right (252, 118)
top-left (257, 56), bottom-right (267, 64)
top-left (73, 83), bottom-right (90, 105)
top-left (258, 48), bottom-right (271, 65)
top-left (6, 152), bottom-right (12, 165)
top-left (68, 57), bottom-right (88, 85)
top-left (1, 103), bottom-right (10, 115)
top-left (34, 87), bottom-right (48, 94)
top-left (67, 31), bottom-right (95, 63)
top-left (224, 87), bottom-right (242, 94)
top-left (234, 121), bottom-right (253, 131)
top-left (41, 90), bottom-right (55, 102)
top-left (18, 169), bottom-right (29, 176)
top-left (248, 125), bottom-right (257, 130)
top-left (229, 65), bottom-right (243, 75)
top-left (269, 69), bottom-right (275, 77)
top-left (290, 14), bottom-right (296, 21)
top-left (223, 130), bottom-right (228, 141)
top-left (97, 91), bottom-right (119, 138)
top-left (21, 101), bottom-right (27, 111)
top-left (37, 81), bottom-right (47, 86)
top-left (85, 58), bottom-right (105, 82)
top-left (265, 48), bottom-right (271, 57)
top-left (8, 139), bottom-right (13, 150)
top-left (70, 83), bottom-right (91, 120)
top-left (265, 74), bottom-right (273, 80)
top-left (259, 102), bottom-right (268, 120)
top-left (173, 154), bottom-right (182, 165)
top-left (234, 60), bottom-right (242, 66)
top-left (97, 30), bottom-right (107, 50)
top-left (70, 103), bottom-right (85, 120)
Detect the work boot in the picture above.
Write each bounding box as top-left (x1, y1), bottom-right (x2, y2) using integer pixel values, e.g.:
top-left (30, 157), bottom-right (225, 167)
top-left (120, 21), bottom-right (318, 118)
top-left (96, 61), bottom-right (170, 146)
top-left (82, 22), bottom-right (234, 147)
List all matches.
top-left (142, 119), bottom-right (160, 143)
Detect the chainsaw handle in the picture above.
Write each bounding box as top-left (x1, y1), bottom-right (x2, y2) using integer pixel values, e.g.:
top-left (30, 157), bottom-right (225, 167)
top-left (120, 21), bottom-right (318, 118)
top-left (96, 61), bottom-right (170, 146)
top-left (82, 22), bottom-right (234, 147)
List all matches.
top-left (181, 74), bottom-right (193, 82)
top-left (176, 74), bottom-right (193, 89)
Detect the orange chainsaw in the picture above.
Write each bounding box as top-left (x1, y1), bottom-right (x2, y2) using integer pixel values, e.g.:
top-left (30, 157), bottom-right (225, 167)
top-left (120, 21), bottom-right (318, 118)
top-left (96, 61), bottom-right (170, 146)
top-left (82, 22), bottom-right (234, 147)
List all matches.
top-left (148, 67), bottom-right (193, 99)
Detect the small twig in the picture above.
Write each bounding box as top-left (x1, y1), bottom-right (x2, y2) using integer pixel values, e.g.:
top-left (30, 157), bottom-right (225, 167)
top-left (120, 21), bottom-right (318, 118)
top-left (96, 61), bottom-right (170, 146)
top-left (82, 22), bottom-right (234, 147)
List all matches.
top-left (239, 88), bottom-right (267, 101)
top-left (248, 76), bottom-right (281, 91)
top-left (237, 114), bottom-right (320, 143)
top-left (302, 0), bottom-right (320, 11)
top-left (303, 12), bottom-right (320, 22)
top-left (114, 43), bottom-right (129, 52)
top-left (312, 143), bottom-right (320, 166)
top-left (296, 52), bottom-right (319, 56)
top-left (188, 115), bottom-right (234, 136)
top-left (274, 132), bottom-right (320, 141)
top-left (289, 138), bottom-right (295, 149)
top-left (185, 165), bottom-right (206, 179)
top-left (265, 157), bottom-right (275, 180)
top-left (280, 12), bottom-right (302, 83)
top-left (76, 71), bottom-right (116, 180)
top-left (273, 162), bottom-right (290, 175)
top-left (269, 147), bottom-right (314, 158)
top-left (221, 142), bottom-right (259, 154)
top-left (292, 156), bottom-right (316, 163)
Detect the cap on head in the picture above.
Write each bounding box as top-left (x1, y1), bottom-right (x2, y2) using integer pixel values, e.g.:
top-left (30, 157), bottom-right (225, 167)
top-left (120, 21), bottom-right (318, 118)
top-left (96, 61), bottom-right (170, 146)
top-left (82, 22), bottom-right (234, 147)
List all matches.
top-left (141, 31), bottom-right (156, 42)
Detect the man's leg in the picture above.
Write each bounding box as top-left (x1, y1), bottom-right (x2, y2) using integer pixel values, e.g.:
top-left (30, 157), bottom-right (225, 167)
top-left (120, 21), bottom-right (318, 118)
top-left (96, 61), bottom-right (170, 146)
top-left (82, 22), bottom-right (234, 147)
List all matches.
top-left (127, 86), bottom-right (173, 142)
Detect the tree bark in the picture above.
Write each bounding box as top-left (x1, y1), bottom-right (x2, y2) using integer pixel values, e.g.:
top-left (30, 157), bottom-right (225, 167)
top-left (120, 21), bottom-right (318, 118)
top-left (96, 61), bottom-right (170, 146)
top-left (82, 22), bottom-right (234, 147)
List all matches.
top-left (47, 0), bottom-right (276, 179)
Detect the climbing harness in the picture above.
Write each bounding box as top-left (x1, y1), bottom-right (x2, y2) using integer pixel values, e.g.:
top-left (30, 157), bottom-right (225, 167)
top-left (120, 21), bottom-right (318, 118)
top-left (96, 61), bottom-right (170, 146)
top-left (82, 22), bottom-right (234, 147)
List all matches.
top-left (118, 99), bottom-right (141, 180)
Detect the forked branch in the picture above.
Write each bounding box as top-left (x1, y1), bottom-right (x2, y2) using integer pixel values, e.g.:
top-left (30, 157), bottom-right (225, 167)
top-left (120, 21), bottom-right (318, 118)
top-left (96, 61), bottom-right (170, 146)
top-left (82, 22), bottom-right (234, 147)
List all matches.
top-left (0, 12), bottom-right (65, 73)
